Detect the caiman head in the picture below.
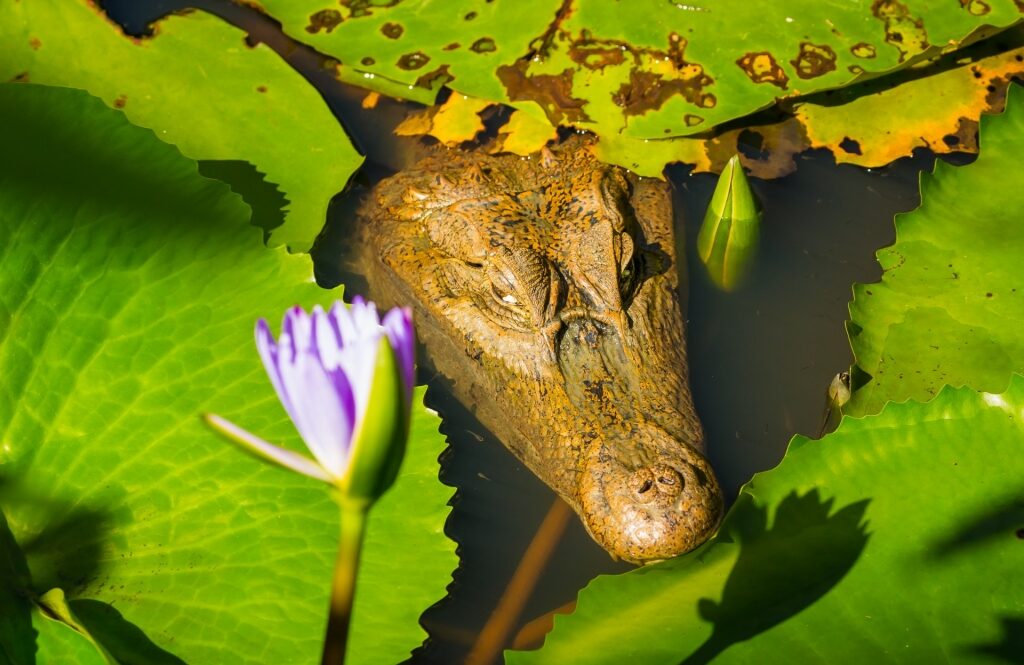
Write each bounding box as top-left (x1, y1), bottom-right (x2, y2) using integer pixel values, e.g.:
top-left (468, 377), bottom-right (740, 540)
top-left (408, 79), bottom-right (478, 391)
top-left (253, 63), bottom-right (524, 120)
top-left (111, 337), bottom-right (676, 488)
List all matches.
top-left (354, 137), bottom-right (723, 563)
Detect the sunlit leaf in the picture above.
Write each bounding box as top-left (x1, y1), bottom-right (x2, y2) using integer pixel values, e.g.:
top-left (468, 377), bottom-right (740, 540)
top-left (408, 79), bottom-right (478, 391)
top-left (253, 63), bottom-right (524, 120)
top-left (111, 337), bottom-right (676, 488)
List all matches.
top-left (0, 83), bottom-right (453, 665)
top-left (846, 83), bottom-right (1024, 416)
top-left (395, 92), bottom-right (492, 144)
top-left (0, 0), bottom-right (362, 251)
top-left (509, 378), bottom-right (1024, 664)
top-left (491, 106), bottom-right (558, 156)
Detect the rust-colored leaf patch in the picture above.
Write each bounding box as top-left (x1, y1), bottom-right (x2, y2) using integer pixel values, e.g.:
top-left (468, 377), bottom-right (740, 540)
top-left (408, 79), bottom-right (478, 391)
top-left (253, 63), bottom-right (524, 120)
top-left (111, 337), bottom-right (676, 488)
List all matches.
top-left (872, 0), bottom-right (930, 63)
top-left (470, 37), bottom-right (497, 53)
top-left (791, 42), bottom-right (838, 79)
top-left (736, 52), bottom-right (789, 89)
top-left (397, 50), bottom-right (430, 70)
top-left (381, 22), bottom-right (404, 39)
top-left (959, 0), bottom-right (992, 15)
top-left (339, 0), bottom-right (403, 19)
top-left (306, 9), bottom-right (342, 34)
top-left (568, 30), bottom-right (716, 117)
top-left (850, 42), bottom-right (877, 58)
top-left (414, 63), bottom-right (454, 90)
top-left (496, 62), bottom-right (592, 124)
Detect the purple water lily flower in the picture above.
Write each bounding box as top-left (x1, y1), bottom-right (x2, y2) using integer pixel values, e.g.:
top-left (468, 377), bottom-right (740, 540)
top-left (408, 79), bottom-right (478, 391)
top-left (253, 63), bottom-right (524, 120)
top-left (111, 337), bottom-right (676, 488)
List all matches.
top-left (206, 297), bottom-right (415, 500)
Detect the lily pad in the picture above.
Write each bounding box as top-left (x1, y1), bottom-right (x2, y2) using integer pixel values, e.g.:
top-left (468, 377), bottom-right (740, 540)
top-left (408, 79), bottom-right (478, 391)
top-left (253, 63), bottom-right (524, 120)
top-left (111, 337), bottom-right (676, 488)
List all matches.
top-left (796, 39), bottom-right (1024, 167)
top-left (0, 83), bottom-right (453, 664)
top-left (592, 33), bottom-right (1024, 179)
top-left (508, 378), bottom-right (1024, 664)
top-left (0, 0), bottom-right (362, 251)
top-left (846, 83), bottom-right (1024, 416)
top-left (250, 0), bottom-right (1022, 142)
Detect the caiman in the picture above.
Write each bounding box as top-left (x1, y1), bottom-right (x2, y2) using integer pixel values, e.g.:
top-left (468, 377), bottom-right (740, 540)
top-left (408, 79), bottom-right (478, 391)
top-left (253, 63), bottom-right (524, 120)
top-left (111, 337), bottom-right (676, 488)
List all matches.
top-left (352, 136), bottom-right (723, 563)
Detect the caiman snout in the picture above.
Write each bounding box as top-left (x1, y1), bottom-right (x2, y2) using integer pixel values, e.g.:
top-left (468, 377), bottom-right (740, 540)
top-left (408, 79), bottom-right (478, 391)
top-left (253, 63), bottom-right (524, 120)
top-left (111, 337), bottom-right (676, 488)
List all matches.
top-left (557, 310), bottom-right (723, 562)
top-left (578, 427), bottom-right (723, 563)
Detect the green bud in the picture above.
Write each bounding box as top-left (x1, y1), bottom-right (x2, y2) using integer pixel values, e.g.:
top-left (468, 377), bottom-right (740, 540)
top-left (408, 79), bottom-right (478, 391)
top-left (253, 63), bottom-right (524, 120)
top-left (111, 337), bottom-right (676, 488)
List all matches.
top-left (697, 155), bottom-right (761, 292)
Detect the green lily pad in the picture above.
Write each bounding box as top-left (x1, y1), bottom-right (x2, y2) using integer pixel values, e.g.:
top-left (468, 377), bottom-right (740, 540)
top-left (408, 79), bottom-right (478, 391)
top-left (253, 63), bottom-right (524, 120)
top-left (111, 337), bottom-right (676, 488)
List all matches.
top-left (0, 0), bottom-right (362, 252)
top-left (250, 0), bottom-right (1021, 140)
top-left (846, 83), bottom-right (1024, 416)
top-left (0, 83), bottom-right (453, 664)
top-left (509, 377), bottom-right (1024, 664)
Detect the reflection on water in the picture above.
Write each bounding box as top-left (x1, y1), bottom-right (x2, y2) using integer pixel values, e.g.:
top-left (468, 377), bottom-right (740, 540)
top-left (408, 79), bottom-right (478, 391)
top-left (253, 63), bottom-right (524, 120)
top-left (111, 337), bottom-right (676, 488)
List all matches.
top-left (100, 3), bottom-right (940, 663)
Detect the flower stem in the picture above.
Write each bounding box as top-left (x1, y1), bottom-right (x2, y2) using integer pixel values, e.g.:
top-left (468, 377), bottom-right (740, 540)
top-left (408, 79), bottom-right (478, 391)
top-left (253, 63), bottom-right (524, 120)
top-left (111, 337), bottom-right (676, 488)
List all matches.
top-left (321, 500), bottom-right (369, 665)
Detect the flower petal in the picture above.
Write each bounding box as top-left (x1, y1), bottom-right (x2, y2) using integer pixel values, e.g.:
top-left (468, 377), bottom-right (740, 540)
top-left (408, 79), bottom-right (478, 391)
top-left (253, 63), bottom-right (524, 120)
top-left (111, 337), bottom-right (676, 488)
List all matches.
top-left (203, 413), bottom-right (333, 483)
top-left (329, 298), bottom-right (383, 425)
top-left (277, 328), bottom-right (357, 478)
top-left (282, 305), bottom-right (313, 359)
top-left (255, 318), bottom-right (298, 425)
top-left (382, 306), bottom-right (415, 404)
top-left (313, 305), bottom-right (343, 371)
top-left (349, 296), bottom-right (381, 338)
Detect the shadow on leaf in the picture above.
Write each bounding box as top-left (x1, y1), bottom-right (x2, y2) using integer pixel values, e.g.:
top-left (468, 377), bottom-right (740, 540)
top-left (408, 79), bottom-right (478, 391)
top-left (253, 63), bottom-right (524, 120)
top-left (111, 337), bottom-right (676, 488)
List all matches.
top-left (0, 479), bottom-right (184, 663)
top-left (683, 490), bottom-right (870, 665)
top-left (0, 507), bottom-right (36, 664)
top-left (17, 506), bottom-right (113, 598)
top-left (71, 599), bottom-right (186, 665)
top-left (964, 614), bottom-right (1024, 664)
top-left (198, 159), bottom-right (288, 241)
top-left (929, 492), bottom-right (1024, 560)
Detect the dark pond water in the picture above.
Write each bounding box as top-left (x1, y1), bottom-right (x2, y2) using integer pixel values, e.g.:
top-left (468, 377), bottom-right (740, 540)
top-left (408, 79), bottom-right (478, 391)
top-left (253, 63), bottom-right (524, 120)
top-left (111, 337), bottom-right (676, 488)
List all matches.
top-left (103, 2), bottom-right (940, 662)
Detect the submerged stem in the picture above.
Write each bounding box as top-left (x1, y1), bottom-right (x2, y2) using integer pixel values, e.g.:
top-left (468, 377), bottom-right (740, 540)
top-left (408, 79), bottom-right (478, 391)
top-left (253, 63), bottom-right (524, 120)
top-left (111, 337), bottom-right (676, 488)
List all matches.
top-left (321, 500), bottom-right (369, 665)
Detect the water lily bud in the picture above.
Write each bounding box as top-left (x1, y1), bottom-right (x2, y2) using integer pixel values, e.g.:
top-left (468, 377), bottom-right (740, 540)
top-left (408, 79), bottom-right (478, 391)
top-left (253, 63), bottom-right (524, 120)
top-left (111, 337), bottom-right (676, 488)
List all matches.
top-left (205, 297), bottom-right (415, 507)
top-left (697, 155), bottom-right (761, 292)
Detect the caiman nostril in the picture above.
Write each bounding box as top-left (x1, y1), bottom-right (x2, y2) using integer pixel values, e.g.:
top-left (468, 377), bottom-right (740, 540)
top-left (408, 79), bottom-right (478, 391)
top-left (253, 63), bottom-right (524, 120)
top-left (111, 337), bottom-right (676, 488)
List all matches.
top-left (627, 465), bottom-right (685, 504)
top-left (651, 465), bottom-right (684, 497)
top-left (628, 468), bottom-right (655, 501)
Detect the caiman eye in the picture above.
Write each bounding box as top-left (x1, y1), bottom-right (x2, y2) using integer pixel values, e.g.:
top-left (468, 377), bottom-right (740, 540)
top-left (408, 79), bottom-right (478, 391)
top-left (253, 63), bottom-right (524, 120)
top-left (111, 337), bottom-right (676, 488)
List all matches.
top-left (620, 252), bottom-right (642, 301)
top-left (491, 281), bottom-right (521, 307)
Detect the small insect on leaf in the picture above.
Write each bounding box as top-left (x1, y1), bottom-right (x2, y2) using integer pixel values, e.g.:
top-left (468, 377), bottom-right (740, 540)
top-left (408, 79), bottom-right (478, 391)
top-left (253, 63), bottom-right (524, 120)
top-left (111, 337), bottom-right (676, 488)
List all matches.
top-left (696, 155), bottom-right (761, 291)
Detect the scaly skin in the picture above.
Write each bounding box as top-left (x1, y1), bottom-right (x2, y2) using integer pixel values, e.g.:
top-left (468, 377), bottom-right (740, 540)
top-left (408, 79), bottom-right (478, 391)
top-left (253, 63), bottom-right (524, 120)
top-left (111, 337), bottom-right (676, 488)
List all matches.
top-left (352, 136), bottom-right (723, 563)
